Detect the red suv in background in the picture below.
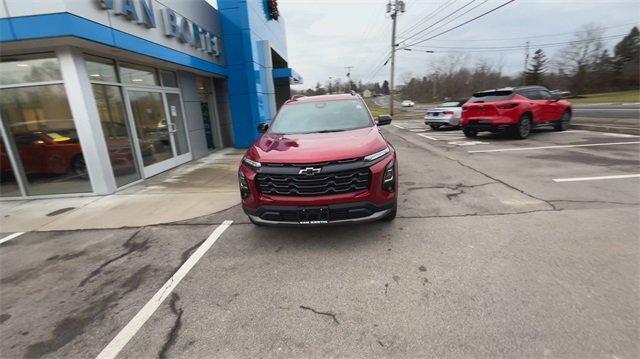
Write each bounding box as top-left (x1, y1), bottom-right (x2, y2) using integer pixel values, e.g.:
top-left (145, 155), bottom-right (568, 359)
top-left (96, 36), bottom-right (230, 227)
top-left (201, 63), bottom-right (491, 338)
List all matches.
top-left (239, 93), bottom-right (398, 226)
top-left (460, 86), bottom-right (572, 139)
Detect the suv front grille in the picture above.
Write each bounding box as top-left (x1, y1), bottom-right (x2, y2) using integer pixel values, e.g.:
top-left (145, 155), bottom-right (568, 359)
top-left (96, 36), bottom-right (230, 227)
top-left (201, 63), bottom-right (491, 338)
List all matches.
top-left (256, 168), bottom-right (370, 196)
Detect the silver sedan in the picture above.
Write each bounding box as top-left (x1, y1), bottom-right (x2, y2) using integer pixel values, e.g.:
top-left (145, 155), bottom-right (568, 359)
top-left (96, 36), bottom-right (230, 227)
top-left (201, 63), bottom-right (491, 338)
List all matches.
top-left (424, 99), bottom-right (468, 129)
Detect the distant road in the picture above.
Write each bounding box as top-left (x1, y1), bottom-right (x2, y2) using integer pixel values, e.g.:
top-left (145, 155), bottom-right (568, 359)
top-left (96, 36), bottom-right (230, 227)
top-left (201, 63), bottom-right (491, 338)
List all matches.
top-left (572, 104), bottom-right (640, 119)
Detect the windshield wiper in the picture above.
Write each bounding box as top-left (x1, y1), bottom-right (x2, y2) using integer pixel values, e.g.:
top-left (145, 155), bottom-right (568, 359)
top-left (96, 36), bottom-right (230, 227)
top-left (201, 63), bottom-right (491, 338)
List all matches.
top-left (315, 129), bottom-right (347, 133)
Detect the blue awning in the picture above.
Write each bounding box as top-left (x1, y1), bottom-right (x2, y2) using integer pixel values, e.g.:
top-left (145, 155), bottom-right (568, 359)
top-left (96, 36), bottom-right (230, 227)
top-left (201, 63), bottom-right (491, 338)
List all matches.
top-left (272, 68), bottom-right (303, 85)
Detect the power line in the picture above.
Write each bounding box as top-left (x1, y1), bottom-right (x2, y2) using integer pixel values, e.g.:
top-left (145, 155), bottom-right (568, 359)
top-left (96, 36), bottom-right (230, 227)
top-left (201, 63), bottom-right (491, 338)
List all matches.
top-left (398, 0), bottom-right (458, 37)
top-left (402, 0), bottom-right (517, 48)
top-left (401, 0), bottom-right (476, 42)
top-left (405, 22), bottom-right (639, 42)
top-left (401, 0), bottom-right (490, 44)
top-left (406, 34), bottom-right (627, 51)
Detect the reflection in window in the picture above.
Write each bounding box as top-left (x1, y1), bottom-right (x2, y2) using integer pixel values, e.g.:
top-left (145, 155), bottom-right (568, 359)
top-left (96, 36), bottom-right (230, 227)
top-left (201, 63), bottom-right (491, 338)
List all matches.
top-left (0, 136), bottom-right (21, 197)
top-left (85, 55), bottom-right (118, 83)
top-left (0, 55), bottom-right (62, 85)
top-left (0, 84), bottom-right (92, 195)
top-left (120, 62), bottom-right (159, 86)
top-left (127, 91), bottom-right (172, 166)
top-left (93, 84), bottom-right (141, 187)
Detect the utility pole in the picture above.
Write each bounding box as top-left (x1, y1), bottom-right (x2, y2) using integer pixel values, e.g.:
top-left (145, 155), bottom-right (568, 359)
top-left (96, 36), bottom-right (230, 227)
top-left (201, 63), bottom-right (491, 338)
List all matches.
top-left (345, 66), bottom-right (354, 91)
top-left (387, 0), bottom-right (405, 116)
top-left (522, 40), bottom-right (530, 85)
top-left (328, 76), bottom-right (333, 94)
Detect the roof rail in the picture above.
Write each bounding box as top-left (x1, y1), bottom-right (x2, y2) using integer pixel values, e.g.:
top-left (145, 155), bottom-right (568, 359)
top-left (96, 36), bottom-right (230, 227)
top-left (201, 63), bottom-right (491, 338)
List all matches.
top-left (290, 94), bottom-right (305, 101)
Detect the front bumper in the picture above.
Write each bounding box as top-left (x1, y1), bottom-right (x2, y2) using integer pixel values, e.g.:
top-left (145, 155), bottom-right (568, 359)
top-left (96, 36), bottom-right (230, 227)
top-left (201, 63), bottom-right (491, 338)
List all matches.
top-left (243, 200), bottom-right (396, 226)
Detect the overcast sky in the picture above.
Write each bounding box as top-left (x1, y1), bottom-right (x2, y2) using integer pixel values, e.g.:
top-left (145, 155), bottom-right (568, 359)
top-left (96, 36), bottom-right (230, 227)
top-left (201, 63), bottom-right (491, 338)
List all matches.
top-left (276, 0), bottom-right (639, 90)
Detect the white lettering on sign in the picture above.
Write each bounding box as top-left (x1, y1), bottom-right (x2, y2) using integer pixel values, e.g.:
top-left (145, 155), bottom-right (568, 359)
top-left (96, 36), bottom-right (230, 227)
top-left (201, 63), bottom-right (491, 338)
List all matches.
top-left (98, 0), bottom-right (221, 58)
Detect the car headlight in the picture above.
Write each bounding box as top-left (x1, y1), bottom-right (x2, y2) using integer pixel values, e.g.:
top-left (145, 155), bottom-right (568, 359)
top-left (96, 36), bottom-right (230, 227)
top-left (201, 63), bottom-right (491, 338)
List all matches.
top-left (364, 147), bottom-right (390, 162)
top-left (242, 157), bottom-right (261, 169)
top-left (382, 160), bottom-right (395, 192)
top-left (238, 171), bottom-right (251, 199)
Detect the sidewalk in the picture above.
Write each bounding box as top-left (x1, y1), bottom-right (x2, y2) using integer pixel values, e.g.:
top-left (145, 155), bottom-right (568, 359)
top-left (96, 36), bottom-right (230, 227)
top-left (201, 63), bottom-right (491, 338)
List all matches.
top-left (0, 149), bottom-right (244, 232)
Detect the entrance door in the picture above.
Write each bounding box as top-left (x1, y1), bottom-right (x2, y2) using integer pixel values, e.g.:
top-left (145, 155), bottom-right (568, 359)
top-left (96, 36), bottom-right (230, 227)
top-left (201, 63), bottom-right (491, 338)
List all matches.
top-left (125, 89), bottom-right (191, 178)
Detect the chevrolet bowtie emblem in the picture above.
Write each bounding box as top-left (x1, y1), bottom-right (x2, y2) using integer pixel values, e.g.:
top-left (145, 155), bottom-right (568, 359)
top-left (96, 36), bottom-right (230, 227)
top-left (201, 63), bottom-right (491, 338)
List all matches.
top-left (299, 167), bottom-right (322, 176)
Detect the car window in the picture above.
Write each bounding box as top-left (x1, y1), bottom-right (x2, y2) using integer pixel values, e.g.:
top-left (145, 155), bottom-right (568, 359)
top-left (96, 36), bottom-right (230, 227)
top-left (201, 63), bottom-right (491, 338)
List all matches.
top-left (469, 90), bottom-right (514, 102)
top-left (269, 99), bottom-right (373, 135)
top-left (520, 90), bottom-right (540, 100)
top-left (538, 90), bottom-right (552, 99)
top-left (440, 101), bottom-right (464, 107)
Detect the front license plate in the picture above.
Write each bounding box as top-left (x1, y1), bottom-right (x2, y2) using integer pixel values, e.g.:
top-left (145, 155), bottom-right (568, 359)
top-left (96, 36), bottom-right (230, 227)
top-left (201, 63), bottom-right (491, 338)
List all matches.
top-left (299, 207), bottom-right (329, 224)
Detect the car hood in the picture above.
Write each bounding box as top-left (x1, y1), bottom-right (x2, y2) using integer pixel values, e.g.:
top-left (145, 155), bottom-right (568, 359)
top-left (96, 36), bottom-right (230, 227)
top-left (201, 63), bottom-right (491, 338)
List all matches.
top-left (247, 127), bottom-right (387, 164)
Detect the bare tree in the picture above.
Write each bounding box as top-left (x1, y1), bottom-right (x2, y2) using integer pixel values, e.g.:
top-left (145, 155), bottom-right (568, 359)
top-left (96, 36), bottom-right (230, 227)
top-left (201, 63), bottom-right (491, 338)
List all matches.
top-left (556, 23), bottom-right (605, 93)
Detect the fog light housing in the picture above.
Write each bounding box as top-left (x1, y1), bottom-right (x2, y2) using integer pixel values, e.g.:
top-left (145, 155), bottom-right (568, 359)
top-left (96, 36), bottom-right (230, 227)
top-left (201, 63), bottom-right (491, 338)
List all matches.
top-left (382, 160), bottom-right (395, 192)
top-left (238, 171), bottom-right (251, 199)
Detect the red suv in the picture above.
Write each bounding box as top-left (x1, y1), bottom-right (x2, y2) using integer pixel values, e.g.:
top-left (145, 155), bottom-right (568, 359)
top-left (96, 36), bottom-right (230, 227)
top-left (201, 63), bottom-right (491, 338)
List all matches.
top-left (460, 86), bottom-right (572, 139)
top-left (239, 93), bottom-right (398, 226)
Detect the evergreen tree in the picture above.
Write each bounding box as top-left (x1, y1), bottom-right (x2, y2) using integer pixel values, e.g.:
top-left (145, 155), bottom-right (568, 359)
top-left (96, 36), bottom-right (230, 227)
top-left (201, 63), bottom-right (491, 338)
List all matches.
top-left (613, 26), bottom-right (640, 90)
top-left (524, 49), bottom-right (548, 85)
top-left (381, 80), bottom-right (390, 95)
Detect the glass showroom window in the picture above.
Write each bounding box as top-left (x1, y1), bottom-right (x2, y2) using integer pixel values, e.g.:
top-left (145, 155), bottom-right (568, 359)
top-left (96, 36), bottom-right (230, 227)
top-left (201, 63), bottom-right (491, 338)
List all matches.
top-left (85, 55), bottom-right (142, 187)
top-left (0, 136), bottom-right (21, 197)
top-left (120, 62), bottom-right (159, 86)
top-left (0, 54), bottom-right (91, 196)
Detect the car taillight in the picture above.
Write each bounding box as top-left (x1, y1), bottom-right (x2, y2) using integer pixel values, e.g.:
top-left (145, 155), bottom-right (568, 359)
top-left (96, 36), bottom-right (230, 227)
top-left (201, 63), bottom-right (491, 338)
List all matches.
top-left (443, 111), bottom-right (454, 115)
top-left (497, 103), bottom-right (519, 109)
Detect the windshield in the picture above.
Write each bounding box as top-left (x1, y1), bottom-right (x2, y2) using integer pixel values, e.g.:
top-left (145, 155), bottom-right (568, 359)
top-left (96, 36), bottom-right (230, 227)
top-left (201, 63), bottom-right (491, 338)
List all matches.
top-left (469, 90), bottom-right (514, 103)
top-left (269, 99), bottom-right (373, 134)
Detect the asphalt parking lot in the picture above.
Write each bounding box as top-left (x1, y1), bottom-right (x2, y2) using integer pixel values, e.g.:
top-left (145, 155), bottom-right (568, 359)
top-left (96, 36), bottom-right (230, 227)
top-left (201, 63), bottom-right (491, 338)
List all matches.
top-left (1, 119), bottom-right (639, 358)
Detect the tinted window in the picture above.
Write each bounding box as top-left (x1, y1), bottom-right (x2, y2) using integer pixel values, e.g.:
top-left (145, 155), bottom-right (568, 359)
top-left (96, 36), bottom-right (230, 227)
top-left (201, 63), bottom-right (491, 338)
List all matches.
top-left (520, 90), bottom-right (540, 100)
top-left (440, 101), bottom-right (463, 107)
top-left (469, 90), bottom-right (513, 103)
top-left (538, 90), bottom-right (552, 99)
top-left (270, 99), bottom-right (373, 135)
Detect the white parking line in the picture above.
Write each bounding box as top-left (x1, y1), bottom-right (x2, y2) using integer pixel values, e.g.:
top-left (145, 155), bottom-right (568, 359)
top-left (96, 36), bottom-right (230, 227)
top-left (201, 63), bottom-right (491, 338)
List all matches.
top-left (468, 141), bottom-right (640, 153)
top-left (553, 174), bottom-right (640, 182)
top-left (417, 133), bottom-right (440, 141)
top-left (96, 220), bottom-right (233, 359)
top-left (392, 124), bottom-right (405, 129)
top-left (601, 133), bottom-right (640, 138)
top-left (0, 232), bottom-right (25, 245)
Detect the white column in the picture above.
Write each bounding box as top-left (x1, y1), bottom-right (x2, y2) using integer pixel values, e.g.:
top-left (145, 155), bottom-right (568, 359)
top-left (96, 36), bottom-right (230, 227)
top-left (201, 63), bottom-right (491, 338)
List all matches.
top-left (56, 46), bottom-right (117, 195)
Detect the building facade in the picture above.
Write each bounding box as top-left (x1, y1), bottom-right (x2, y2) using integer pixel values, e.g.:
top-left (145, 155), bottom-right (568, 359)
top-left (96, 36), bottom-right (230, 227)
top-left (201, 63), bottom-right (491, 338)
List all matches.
top-left (0, 0), bottom-right (301, 199)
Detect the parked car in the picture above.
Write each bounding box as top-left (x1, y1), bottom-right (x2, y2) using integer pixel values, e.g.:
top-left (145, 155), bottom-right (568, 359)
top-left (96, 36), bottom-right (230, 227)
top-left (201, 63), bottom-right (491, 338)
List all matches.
top-left (460, 86), bottom-right (572, 139)
top-left (239, 93), bottom-right (398, 226)
top-left (401, 100), bottom-right (415, 107)
top-left (424, 98), bottom-right (468, 130)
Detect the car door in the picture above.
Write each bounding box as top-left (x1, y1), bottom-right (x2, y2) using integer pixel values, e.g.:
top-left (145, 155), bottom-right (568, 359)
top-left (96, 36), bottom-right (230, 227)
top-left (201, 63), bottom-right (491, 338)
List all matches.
top-left (538, 89), bottom-right (563, 120)
top-left (520, 90), bottom-right (545, 122)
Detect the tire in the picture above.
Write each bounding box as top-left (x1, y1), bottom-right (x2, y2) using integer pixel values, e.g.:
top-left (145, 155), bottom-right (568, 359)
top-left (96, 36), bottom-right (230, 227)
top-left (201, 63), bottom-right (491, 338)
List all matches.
top-left (554, 110), bottom-right (571, 131)
top-left (72, 155), bottom-right (87, 178)
top-left (512, 113), bottom-right (532, 139)
top-left (381, 206), bottom-right (397, 221)
top-left (430, 125), bottom-right (441, 130)
top-left (463, 128), bottom-right (478, 138)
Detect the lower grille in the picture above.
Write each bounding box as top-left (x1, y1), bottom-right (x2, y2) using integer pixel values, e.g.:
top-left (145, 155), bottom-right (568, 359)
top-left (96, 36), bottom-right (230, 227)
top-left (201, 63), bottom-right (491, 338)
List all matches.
top-left (256, 168), bottom-right (370, 196)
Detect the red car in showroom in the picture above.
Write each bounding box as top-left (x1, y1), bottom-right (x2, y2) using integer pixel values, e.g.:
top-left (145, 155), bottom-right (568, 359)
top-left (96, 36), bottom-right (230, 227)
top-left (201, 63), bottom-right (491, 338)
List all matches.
top-left (238, 93), bottom-right (397, 226)
top-left (460, 86), bottom-right (572, 139)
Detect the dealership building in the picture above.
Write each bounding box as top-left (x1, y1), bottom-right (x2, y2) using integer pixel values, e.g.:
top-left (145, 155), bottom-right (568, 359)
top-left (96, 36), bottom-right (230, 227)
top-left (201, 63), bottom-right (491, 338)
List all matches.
top-left (0, 0), bottom-right (301, 198)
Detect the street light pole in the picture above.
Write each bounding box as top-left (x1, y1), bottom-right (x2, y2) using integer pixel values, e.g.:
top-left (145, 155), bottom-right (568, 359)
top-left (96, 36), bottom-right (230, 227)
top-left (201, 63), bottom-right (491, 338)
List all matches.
top-left (387, 0), bottom-right (405, 117)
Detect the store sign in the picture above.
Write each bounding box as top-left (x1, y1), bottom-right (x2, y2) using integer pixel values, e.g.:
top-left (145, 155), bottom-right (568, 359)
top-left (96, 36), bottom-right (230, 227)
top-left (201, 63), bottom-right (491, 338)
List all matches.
top-left (98, 0), bottom-right (221, 58)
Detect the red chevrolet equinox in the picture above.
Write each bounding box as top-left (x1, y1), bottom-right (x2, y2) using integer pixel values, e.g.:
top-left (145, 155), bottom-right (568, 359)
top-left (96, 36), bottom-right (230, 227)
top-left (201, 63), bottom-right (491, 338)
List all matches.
top-left (461, 86), bottom-right (572, 139)
top-left (238, 93), bottom-right (398, 226)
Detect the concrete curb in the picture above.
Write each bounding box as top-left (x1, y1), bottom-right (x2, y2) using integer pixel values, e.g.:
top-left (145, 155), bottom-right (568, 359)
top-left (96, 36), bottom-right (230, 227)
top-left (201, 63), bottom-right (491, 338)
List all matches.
top-left (570, 123), bottom-right (640, 135)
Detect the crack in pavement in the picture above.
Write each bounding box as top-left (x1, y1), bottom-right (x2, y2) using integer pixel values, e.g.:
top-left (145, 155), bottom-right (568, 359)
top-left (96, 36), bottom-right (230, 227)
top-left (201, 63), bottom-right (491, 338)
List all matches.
top-left (299, 305), bottom-right (339, 324)
top-left (78, 229), bottom-right (144, 287)
top-left (548, 199), bottom-right (640, 206)
top-left (405, 182), bottom-right (497, 192)
top-left (158, 292), bottom-right (184, 359)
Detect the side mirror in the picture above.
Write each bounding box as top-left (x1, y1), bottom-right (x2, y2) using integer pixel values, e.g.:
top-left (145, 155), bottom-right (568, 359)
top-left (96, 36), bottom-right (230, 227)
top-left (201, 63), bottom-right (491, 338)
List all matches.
top-left (257, 123), bottom-right (269, 133)
top-left (376, 115), bottom-right (393, 126)
top-left (551, 93), bottom-right (561, 101)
